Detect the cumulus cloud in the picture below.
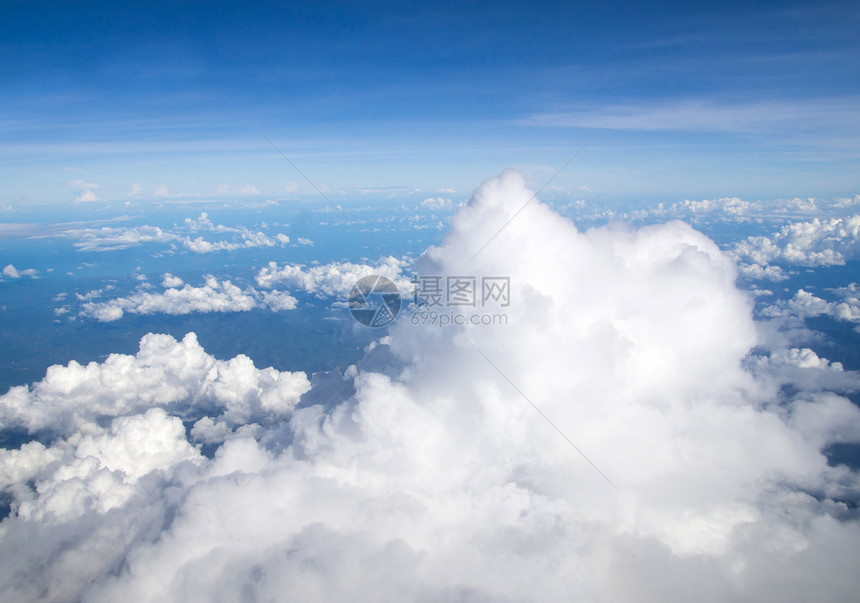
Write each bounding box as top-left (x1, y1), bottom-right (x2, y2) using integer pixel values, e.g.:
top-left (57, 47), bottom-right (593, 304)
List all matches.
top-left (420, 196), bottom-right (454, 210)
top-left (762, 285), bottom-right (860, 329)
top-left (80, 276), bottom-right (297, 321)
top-left (0, 332), bottom-right (310, 435)
top-left (1, 264), bottom-right (38, 279)
top-left (181, 231), bottom-right (288, 253)
top-left (256, 256), bottom-right (412, 297)
top-left (732, 215), bottom-right (860, 275)
top-left (161, 273), bottom-right (184, 288)
top-left (1, 171), bottom-right (859, 601)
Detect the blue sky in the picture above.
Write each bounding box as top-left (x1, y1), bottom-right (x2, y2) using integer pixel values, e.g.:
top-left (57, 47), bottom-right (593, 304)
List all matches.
top-left (1, 0), bottom-right (858, 207)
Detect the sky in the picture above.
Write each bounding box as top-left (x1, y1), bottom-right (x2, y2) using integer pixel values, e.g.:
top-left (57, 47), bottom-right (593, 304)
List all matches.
top-left (1, 0), bottom-right (858, 207)
top-left (3, 2), bottom-right (860, 601)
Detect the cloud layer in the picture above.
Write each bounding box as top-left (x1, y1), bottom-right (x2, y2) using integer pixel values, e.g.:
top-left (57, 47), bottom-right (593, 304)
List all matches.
top-left (1, 171), bottom-right (859, 601)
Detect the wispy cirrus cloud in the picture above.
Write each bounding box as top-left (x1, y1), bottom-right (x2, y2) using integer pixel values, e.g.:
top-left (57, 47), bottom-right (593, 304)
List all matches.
top-left (40, 212), bottom-right (294, 253)
top-left (523, 97), bottom-right (860, 135)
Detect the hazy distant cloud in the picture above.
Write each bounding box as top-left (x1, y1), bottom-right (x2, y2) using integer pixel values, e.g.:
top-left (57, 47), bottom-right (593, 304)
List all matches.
top-left (70, 225), bottom-right (178, 252)
top-left (216, 184), bottom-right (262, 196)
top-left (68, 179), bottom-right (101, 203)
top-left (55, 213), bottom-right (292, 254)
top-left (80, 276), bottom-right (297, 321)
top-left (420, 197), bottom-right (453, 210)
top-left (127, 183), bottom-right (169, 198)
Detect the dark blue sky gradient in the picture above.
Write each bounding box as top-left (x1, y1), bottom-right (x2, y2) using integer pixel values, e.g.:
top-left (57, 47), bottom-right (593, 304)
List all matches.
top-left (1, 0), bottom-right (858, 204)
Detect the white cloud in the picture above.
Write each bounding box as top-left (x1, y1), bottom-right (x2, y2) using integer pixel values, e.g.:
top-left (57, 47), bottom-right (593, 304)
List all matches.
top-left (420, 196), bottom-right (453, 210)
top-left (256, 256), bottom-right (412, 298)
top-left (177, 216), bottom-right (290, 253)
top-left (2, 264), bottom-right (38, 279)
top-left (161, 273), bottom-right (184, 288)
top-left (69, 225), bottom-right (178, 252)
top-left (80, 276), bottom-right (297, 321)
top-left (75, 286), bottom-right (114, 301)
top-left (571, 195), bottom-right (860, 227)
top-left (732, 215), bottom-right (860, 271)
top-left (762, 285), bottom-right (860, 328)
top-left (47, 213), bottom-right (292, 254)
top-left (1, 171), bottom-right (859, 601)
top-left (736, 262), bottom-right (788, 282)
top-left (0, 332), bottom-right (310, 435)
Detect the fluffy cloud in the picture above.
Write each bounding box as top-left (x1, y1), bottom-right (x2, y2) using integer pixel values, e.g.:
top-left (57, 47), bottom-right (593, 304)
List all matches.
top-left (732, 215), bottom-right (860, 274)
top-left (256, 256), bottom-right (412, 297)
top-left (0, 332), bottom-right (310, 435)
top-left (420, 196), bottom-right (454, 210)
top-left (1, 171), bottom-right (859, 601)
top-left (182, 231), bottom-right (289, 253)
top-left (80, 276), bottom-right (297, 321)
top-left (762, 285), bottom-right (860, 328)
top-left (1, 264), bottom-right (38, 279)
top-left (161, 273), bottom-right (184, 288)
